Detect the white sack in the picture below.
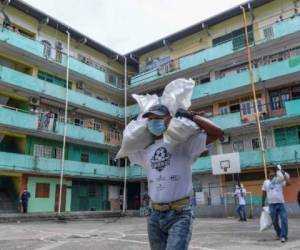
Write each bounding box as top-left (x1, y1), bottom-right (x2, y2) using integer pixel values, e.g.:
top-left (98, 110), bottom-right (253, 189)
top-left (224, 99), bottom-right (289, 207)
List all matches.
top-left (132, 93), bottom-right (159, 114)
top-left (260, 206), bottom-right (272, 232)
top-left (164, 117), bottom-right (199, 145)
top-left (161, 78), bottom-right (195, 116)
top-left (116, 118), bottom-right (153, 159)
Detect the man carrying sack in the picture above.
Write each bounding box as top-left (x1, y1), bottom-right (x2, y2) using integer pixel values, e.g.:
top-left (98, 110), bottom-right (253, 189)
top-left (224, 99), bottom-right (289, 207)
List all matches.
top-left (128, 104), bottom-right (223, 250)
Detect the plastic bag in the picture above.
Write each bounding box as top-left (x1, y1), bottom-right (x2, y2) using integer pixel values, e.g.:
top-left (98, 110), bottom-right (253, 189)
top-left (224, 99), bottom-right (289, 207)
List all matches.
top-left (260, 206), bottom-right (272, 232)
top-left (164, 117), bottom-right (199, 145)
top-left (116, 118), bottom-right (153, 159)
top-left (161, 78), bottom-right (195, 116)
top-left (132, 93), bottom-right (159, 114)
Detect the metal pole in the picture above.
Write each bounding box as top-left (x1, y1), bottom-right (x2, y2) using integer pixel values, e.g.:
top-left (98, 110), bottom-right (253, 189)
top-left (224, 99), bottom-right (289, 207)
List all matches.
top-left (122, 56), bottom-right (127, 213)
top-left (241, 6), bottom-right (268, 180)
top-left (58, 30), bottom-right (70, 216)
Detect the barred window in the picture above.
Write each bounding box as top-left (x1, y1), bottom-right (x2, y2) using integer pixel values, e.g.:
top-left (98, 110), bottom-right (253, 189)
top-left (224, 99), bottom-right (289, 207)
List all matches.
top-left (55, 147), bottom-right (63, 159)
top-left (33, 144), bottom-right (52, 158)
top-left (35, 183), bottom-right (50, 198)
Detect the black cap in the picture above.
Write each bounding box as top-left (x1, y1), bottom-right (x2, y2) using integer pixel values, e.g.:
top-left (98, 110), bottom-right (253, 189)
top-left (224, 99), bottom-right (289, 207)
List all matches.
top-left (142, 104), bottom-right (170, 118)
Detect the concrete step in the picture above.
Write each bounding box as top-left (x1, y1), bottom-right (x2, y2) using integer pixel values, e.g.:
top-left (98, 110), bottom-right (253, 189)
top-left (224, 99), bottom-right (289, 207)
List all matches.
top-left (0, 211), bottom-right (123, 223)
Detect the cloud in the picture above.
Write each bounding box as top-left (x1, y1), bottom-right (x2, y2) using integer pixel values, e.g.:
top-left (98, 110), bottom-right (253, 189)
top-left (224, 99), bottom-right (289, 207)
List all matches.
top-left (23, 0), bottom-right (245, 54)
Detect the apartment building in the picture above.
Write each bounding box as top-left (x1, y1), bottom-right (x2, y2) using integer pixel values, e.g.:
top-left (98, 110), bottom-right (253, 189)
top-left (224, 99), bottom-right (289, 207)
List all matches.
top-left (0, 0), bottom-right (299, 214)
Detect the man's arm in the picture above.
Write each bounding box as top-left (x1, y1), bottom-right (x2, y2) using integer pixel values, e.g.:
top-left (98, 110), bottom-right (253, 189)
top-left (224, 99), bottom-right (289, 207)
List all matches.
top-left (192, 115), bottom-right (224, 144)
top-left (175, 109), bottom-right (224, 144)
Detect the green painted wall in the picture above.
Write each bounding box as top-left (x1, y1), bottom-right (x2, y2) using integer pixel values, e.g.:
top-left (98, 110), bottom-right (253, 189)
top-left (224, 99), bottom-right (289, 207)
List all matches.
top-left (27, 176), bottom-right (71, 212)
top-left (25, 136), bottom-right (68, 159)
top-left (274, 126), bottom-right (300, 147)
top-left (67, 144), bottom-right (108, 164)
top-left (26, 137), bottom-right (108, 164)
top-left (71, 179), bottom-right (108, 211)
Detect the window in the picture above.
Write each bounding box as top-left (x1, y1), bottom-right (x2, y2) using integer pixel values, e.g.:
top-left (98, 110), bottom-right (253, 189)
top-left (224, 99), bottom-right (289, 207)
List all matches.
top-left (41, 40), bottom-right (51, 58)
top-left (263, 26), bottom-right (274, 40)
top-left (269, 88), bottom-right (291, 110)
top-left (232, 26), bottom-right (253, 50)
top-left (233, 140), bottom-right (244, 152)
top-left (81, 153), bottom-right (89, 162)
top-left (33, 144), bottom-right (52, 158)
top-left (55, 147), bottom-right (63, 159)
top-left (35, 183), bottom-right (50, 198)
top-left (219, 106), bottom-right (229, 115)
top-left (251, 138), bottom-right (267, 150)
top-left (74, 118), bottom-right (84, 127)
top-left (241, 101), bottom-right (252, 115)
top-left (37, 70), bottom-right (72, 89)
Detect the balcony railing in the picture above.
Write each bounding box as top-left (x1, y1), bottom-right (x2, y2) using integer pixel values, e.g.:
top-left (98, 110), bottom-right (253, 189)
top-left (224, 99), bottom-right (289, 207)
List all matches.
top-left (0, 105), bottom-right (122, 146)
top-left (128, 144), bottom-right (300, 179)
top-left (0, 151), bottom-right (125, 179)
top-left (129, 15), bottom-right (300, 87)
top-left (127, 56), bottom-right (300, 118)
top-left (0, 66), bottom-right (123, 117)
top-left (0, 143), bottom-right (299, 179)
top-left (0, 25), bottom-right (124, 89)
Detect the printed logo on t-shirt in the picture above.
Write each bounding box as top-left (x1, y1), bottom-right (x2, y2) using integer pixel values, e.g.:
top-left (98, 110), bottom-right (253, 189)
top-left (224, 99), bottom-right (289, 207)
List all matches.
top-left (151, 147), bottom-right (171, 172)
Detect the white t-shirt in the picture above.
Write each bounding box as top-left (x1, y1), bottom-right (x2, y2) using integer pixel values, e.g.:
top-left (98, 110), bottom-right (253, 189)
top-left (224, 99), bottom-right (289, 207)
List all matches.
top-left (262, 178), bottom-right (285, 204)
top-left (129, 132), bottom-right (207, 203)
top-left (234, 188), bottom-right (246, 205)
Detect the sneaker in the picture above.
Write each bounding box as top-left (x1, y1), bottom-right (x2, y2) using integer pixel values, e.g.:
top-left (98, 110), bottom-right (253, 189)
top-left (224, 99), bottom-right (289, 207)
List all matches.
top-left (281, 238), bottom-right (286, 243)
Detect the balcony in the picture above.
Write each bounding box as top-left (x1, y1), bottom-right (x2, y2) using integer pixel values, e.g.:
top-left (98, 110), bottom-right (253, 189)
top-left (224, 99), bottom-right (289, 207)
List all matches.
top-left (129, 15), bottom-right (300, 87)
top-left (0, 151), bottom-right (124, 180)
top-left (0, 66), bottom-right (122, 117)
top-left (0, 27), bottom-right (122, 89)
top-left (128, 144), bottom-right (300, 179)
top-left (127, 57), bottom-right (300, 119)
top-left (0, 143), bottom-right (298, 179)
top-left (0, 106), bottom-right (110, 146)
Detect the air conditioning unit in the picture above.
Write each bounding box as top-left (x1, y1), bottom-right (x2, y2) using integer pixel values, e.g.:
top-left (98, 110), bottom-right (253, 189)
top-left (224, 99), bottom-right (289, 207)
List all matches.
top-left (55, 41), bottom-right (63, 50)
top-left (76, 81), bottom-right (85, 90)
top-left (30, 97), bottom-right (40, 106)
top-left (221, 135), bottom-right (231, 144)
top-left (145, 57), bottom-right (153, 64)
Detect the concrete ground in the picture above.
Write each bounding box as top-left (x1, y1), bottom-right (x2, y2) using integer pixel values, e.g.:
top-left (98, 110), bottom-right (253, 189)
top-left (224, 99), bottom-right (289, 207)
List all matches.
top-left (0, 217), bottom-right (300, 250)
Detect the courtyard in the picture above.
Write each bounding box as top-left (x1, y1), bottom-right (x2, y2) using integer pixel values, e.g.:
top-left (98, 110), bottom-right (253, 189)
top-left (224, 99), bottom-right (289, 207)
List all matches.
top-left (0, 216), bottom-right (300, 250)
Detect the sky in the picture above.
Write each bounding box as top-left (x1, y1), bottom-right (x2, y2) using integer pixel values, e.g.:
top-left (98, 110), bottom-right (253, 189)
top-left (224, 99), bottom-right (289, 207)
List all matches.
top-left (24, 0), bottom-right (246, 54)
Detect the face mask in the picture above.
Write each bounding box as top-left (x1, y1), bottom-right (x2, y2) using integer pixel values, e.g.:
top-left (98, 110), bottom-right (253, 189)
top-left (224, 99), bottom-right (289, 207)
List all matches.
top-left (147, 119), bottom-right (166, 136)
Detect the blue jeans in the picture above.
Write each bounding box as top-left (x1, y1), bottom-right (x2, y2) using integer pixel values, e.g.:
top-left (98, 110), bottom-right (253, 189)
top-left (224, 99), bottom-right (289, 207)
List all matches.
top-left (147, 205), bottom-right (193, 250)
top-left (269, 203), bottom-right (288, 239)
top-left (237, 205), bottom-right (246, 220)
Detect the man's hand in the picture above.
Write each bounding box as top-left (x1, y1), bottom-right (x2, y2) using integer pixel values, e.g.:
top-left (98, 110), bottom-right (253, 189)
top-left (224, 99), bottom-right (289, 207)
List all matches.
top-left (175, 108), bottom-right (195, 121)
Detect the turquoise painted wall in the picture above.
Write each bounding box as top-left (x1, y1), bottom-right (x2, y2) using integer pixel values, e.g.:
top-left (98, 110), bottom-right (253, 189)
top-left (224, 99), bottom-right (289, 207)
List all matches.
top-left (71, 179), bottom-right (108, 211)
top-left (67, 144), bottom-right (108, 164)
top-left (27, 176), bottom-right (71, 212)
top-left (25, 136), bottom-right (68, 159)
top-left (274, 125), bottom-right (300, 147)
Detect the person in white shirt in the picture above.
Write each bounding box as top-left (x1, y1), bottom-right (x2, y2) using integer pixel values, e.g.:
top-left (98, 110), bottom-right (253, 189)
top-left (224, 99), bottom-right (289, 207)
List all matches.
top-left (128, 104), bottom-right (223, 250)
top-left (262, 166), bottom-right (291, 243)
top-left (234, 183), bottom-right (247, 221)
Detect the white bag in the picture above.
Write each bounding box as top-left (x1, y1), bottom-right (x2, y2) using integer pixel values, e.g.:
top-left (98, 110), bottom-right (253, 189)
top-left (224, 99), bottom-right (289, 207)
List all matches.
top-left (164, 117), bottom-right (199, 145)
top-left (260, 206), bottom-right (272, 232)
top-left (132, 93), bottom-right (159, 114)
top-left (116, 118), bottom-right (153, 159)
top-left (161, 78), bottom-right (195, 116)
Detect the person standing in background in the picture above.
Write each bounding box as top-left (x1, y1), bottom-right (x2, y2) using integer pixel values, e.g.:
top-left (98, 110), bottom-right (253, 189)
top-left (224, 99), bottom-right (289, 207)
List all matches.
top-left (234, 183), bottom-right (247, 221)
top-left (20, 187), bottom-right (31, 213)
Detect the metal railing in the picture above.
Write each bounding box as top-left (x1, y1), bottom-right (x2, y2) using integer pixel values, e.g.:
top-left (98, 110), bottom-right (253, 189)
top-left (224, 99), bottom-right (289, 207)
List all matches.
top-left (131, 9), bottom-right (300, 84)
top-left (0, 24), bottom-right (125, 89)
top-left (0, 105), bottom-right (123, 145)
